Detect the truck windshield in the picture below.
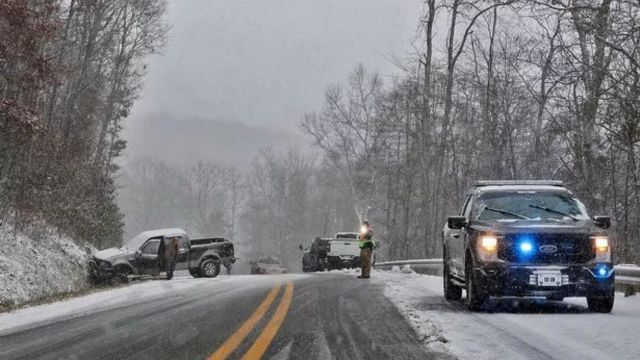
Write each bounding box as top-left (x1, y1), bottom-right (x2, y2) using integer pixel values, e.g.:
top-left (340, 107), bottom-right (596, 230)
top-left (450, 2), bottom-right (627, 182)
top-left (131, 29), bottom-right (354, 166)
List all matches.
top-left (473, 191), bottom-right (589, 221)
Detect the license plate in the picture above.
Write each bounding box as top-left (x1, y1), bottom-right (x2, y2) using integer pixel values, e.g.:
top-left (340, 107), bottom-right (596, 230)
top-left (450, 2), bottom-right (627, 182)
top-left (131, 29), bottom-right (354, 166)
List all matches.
top-left (537, 271), bottom-right (562, 287)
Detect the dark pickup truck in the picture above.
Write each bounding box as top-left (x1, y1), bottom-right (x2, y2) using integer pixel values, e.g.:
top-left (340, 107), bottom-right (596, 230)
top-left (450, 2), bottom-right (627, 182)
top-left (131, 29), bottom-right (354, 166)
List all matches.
top-left (89, 228), bottom-right (236, 283)
top-left (442, 181), bottom-right (615, 313)
top-left (300, 237), bottom-right (331, 272)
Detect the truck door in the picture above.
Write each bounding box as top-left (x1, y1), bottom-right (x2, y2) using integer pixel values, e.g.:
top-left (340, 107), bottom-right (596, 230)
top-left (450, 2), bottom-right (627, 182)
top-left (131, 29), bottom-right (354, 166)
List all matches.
top-left (137, 239), bottom-right (160, 275)
top-left (175, 236), bottom-right (190, 270)
top-left (450, 195), bottom-right (472, 277)
top-left (456, 195), bottom-right (475, 275)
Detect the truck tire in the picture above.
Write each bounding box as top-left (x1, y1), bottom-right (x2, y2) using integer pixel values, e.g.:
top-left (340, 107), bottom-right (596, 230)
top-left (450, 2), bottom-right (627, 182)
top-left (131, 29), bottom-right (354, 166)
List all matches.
top-left (111, 265), bottom-right (130, 286)
top-left (443, 263), bottom-right (462, 301)
top-left (318, 258), bottom-right (327, 272)
top-left (189, 268), bottom-right (202, 278)
top-left (587, 289), bottom-right (614, 313)
top-left (201, 258), bottom-right (221, 278)
top-left (465, 257), bottom-right (485, 311)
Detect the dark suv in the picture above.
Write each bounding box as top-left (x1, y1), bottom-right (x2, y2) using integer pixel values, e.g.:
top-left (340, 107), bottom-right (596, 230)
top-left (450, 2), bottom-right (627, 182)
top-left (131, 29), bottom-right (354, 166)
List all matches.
top-left (442, 181), bottom-right (615, 312)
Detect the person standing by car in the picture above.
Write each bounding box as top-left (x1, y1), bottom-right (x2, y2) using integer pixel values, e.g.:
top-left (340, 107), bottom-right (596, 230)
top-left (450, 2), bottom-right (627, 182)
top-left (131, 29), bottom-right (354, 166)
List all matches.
top-left (163, 236), bottom-right (180, 280)
top-left (358, 221), bottom-right (374, 279)
top-left (157, 236), bottom-right (180, 280)
top-left (157, 238), bottom-right (166, 277)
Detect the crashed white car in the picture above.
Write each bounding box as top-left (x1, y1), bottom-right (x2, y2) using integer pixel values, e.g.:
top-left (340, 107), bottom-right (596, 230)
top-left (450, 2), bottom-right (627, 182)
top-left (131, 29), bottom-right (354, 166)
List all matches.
top-left (250, 257), bottom-right (287, 274)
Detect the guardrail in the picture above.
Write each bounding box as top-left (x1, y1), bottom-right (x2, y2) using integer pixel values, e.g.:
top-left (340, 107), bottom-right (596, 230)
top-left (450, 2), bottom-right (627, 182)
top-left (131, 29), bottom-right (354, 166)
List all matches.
top-left (374, 259), bottom-right (640, 296)
top-left (374, 259), bottom-right (442, 275)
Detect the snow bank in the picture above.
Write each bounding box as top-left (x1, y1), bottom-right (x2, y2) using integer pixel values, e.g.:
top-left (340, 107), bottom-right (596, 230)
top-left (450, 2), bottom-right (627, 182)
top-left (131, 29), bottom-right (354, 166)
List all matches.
top-left (0, 223), bottom-right (93, 308)
top-left (381, 272), bottom-right (640, 360)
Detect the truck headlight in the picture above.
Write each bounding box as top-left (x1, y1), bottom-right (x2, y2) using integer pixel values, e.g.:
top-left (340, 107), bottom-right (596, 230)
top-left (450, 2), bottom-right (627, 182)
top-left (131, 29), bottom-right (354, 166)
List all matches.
top-left (480, 236), bottom-right (498, 252)
top-left (593, 236), bottom-right (609, 253)
top-left (360, 226), bottom-right (367, 234)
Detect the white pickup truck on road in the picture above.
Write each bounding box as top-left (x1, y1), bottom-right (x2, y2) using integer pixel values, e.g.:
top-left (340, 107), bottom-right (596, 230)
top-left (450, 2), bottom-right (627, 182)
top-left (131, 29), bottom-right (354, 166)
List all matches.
top-left (326, 232), bottom-right (362, 270)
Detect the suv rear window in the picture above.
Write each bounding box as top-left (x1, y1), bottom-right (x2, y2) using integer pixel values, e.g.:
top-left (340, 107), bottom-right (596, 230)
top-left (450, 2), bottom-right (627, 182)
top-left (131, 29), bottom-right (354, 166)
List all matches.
top-left (473, 191), bottom-right (589, 221)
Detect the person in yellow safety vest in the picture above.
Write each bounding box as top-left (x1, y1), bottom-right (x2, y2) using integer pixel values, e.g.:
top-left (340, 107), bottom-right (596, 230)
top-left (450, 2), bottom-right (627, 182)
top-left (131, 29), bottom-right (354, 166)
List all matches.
top-left (358, 220), bottom-right (374, 279)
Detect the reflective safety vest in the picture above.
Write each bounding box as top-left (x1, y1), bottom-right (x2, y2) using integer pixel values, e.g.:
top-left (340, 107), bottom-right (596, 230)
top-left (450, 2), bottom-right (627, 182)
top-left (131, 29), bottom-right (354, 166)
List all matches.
top-left (359, 229), bottom-right (375, 249)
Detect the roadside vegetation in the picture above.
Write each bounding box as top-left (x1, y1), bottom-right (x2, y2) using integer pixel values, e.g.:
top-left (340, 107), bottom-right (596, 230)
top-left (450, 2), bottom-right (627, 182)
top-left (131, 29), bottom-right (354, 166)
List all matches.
top-left (0, 0), bottom-right (168, 248)
top-left (0, 0), bottom-right (168, 304)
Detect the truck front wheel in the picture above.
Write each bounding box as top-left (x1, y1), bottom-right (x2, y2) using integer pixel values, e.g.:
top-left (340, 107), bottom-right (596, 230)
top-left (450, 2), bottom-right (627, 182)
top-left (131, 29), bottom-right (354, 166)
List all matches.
top-left (587, 289), bottom-right (614, 313)
top-left (465, 258), bottom-right (485, 311)
top-left (111, 266), bottom-right (130, 286)
top-left (443, 263), bottom-right (462, 301)
top-left (201, 258), bottom-right (221, 278)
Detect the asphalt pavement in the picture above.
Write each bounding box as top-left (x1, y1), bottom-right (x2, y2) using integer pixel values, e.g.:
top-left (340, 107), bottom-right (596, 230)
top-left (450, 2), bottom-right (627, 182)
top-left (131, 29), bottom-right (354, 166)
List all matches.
top-left (0, 273), bottom-right (453, 360)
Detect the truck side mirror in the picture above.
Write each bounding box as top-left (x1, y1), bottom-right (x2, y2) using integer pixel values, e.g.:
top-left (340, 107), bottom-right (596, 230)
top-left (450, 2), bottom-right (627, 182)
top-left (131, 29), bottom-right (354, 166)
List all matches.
top-left (593, 216), bottom-right (611, 229)
top-left (447, 216), bottom-right (467, 230)
top-left (298, 244), bottom-right (303, 250)
top-left (135, 249), bottom-right (142, 257)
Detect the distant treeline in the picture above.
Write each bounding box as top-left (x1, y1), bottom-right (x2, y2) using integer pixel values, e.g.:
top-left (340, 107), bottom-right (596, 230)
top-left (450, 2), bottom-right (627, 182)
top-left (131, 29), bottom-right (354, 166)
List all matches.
top-left (119, 151), bottom-right (359, 269)
top-left (0, 0), bottom-right (168, 247)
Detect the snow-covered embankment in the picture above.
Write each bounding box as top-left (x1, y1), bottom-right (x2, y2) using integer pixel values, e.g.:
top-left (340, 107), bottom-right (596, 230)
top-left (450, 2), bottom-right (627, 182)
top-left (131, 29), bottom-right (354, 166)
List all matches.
top-left (0, 224), bottom-right (93, 309)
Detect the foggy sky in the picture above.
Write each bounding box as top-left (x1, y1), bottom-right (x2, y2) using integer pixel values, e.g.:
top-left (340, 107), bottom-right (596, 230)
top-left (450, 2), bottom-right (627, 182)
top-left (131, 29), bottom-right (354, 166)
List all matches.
top-left (124, 0), bottom-right (424, 164)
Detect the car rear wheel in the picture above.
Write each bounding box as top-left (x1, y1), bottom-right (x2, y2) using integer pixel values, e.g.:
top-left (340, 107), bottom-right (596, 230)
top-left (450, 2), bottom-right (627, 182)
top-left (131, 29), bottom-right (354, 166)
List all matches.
top-left (201, 258), bottom-right (221, 278)
top-left (587, 290), bottom-right (614, 313)
top-left (465, 260), bottom-right (485, 311)
top-left (443, 263), bottom-right (462, 301)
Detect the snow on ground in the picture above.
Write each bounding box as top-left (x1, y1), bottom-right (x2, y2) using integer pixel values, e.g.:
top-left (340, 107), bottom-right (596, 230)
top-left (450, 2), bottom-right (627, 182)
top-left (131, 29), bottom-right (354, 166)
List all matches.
top-left (0, 223), bottom-right (94, 307)
top-left (381, 272), bottom-right (640, 360)
top-left (0, 272), bottom-right (219, 333)
top-left (0, 273), bottom-right (307, 334)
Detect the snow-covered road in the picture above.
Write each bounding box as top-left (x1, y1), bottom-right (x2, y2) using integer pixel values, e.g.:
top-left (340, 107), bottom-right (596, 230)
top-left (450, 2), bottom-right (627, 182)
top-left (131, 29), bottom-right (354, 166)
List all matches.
top-left (0, 272), bottom-right (450, 360)
top-left (381, 271), bottom-right (640, 360)
top-left (2, 269), bottom-right (638, 360)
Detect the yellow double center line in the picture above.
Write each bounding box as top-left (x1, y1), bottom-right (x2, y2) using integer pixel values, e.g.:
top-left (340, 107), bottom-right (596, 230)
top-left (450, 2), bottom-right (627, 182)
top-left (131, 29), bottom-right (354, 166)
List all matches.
top-left (208, 281), bottom-right (294, 360)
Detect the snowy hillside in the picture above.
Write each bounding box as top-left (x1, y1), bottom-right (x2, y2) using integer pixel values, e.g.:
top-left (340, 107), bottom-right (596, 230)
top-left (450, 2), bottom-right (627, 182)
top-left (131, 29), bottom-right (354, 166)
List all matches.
top-left (0, 224), bottom-right (93, 308)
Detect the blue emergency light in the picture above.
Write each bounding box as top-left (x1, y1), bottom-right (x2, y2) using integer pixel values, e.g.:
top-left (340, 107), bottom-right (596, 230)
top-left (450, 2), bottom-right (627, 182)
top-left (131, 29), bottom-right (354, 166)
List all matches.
top-left (594, 264), bottom-right (610, 278)
top-left (516, 235), bottom-right (535, 256)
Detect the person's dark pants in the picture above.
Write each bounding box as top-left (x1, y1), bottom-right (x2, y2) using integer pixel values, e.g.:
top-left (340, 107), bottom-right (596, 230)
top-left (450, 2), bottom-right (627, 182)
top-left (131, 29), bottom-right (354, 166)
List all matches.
top-left (360, 248), bottom-right (372, 278)
top-left (165, 258), bottom-right (176, 280)
top-left (157, 258), bottom-right (166, 276)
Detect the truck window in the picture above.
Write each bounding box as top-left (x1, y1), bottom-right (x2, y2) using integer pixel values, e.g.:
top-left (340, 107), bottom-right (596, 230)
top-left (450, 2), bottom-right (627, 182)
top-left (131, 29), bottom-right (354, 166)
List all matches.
top-left (177, 236), bottom-right (189, 250)
top-left (141, 239), bottom-right (160, 255)
top-left (460, 195), bottom-right (471, 216)
top-left (336, 233), bottom-right (357, 239)
top-left (463, 196), bottom-right (474, 219)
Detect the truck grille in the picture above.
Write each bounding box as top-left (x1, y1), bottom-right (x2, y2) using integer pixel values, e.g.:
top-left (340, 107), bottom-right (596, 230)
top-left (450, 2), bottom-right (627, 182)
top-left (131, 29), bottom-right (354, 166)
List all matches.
top-left (498, 234), bottom-right (595, 264)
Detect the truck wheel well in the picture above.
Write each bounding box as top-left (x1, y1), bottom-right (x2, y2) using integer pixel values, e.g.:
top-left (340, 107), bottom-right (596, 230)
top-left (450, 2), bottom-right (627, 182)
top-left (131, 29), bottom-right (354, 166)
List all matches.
top-left (465, 249), bottom-right (473, 272)
top-left (113, 263), bottom-right (133, 274)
